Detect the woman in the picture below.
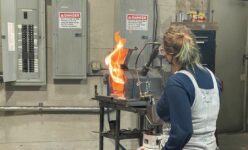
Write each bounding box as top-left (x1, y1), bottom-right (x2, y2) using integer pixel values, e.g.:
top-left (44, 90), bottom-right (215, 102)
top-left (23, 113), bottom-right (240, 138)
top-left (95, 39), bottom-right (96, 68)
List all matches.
top-left (156, 25), bottom-right (221, 150)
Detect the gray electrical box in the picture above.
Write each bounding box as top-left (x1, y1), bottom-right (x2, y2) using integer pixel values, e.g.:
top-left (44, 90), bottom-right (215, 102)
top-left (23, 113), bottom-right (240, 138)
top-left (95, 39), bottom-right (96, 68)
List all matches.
top-left (115, 0), bottom-right (155, 68)
top-left (53, 0), bottom-right (87, 79)
top-left (1, 0), bottom-right (46, 85)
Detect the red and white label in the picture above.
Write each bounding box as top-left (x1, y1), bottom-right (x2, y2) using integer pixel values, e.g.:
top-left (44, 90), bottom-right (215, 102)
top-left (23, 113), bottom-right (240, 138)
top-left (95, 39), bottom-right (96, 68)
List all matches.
top-left (59, 12), bottom-right (81, 29)
top-left (126, 14), bottom-right (148, 31)
top-left (60, 12), bottom-right (80, 18)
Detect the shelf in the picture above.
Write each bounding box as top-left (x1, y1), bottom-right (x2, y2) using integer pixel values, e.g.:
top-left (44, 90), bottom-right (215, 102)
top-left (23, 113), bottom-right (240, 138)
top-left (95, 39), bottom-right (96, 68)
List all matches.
top-left (101, 130), bottom-right (142, 140)
top-left (171, 22), bottom-right (218, 31)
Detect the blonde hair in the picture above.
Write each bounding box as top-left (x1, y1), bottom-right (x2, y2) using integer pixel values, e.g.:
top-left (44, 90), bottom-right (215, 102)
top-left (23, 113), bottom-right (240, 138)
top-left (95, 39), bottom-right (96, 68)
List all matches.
top-left (163, 25), bottom-right (201, 69)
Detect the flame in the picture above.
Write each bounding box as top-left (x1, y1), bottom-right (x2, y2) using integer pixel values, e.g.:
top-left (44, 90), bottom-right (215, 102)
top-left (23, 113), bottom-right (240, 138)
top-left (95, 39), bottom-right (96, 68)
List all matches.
top-left (105, 32), bottom-right (128, 98)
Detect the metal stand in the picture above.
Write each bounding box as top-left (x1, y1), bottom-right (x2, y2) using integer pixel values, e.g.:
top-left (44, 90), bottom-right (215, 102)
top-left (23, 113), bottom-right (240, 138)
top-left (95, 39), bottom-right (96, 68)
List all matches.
top-left (95, 96), bottom-right (147, 150)
top-left (99, 106), bottom-right (104, 150)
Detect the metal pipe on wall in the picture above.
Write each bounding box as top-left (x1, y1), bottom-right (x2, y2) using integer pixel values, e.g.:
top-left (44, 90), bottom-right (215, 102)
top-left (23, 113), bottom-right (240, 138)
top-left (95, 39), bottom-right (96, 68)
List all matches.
top-left (244, 20), bottom-right (248, 131)
top-left (243, 55), bottom-right (247, 131)
top-left (0, 106), bottom-right (104, 113)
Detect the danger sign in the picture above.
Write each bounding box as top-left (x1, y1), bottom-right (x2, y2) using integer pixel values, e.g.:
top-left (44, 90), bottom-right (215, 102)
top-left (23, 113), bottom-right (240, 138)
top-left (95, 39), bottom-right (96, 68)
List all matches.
top-left (59, 12), bottom-right (81, 29)
top-left (126, 14), bottom-right (148, 31)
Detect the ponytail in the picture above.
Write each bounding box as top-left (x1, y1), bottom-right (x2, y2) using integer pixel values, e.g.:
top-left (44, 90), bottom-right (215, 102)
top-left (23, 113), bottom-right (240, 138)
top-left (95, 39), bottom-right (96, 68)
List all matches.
top-left (163, 25), bottom-right (201, 68)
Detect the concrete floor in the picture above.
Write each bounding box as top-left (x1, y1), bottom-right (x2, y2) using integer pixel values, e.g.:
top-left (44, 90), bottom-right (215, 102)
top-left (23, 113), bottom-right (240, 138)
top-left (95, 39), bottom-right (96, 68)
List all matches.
top-left (0, 113), bottom-right (139, 150)
top-left (0, 113), bottom-right (248, 150)
top-left (219, 133), bottom-right (248, 150)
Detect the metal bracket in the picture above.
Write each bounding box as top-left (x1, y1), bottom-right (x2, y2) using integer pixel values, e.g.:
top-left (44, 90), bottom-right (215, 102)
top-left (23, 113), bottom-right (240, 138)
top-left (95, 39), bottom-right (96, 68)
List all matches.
top-left (0, 73), bottom-right (3, 84)
top-left (242, 54), bottom-right (248, 65)
top-left (46, 0), bottom-right (52, 5)
top-left (75, 33), bottom-right (82, 37)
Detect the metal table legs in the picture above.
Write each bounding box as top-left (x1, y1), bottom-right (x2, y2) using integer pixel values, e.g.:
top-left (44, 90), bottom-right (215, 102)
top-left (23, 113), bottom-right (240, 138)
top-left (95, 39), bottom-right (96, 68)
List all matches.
top-left (99, 106), bottom-right (104, 150)
top-left (139, 115), bottom-right (144, 146)
top-left (115, 110), bottom-right (120, 150)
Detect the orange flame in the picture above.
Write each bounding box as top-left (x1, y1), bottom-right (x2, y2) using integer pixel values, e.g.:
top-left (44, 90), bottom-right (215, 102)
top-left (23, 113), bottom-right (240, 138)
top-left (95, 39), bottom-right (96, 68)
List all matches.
top-left (105, 32), bottom-right (129, 98)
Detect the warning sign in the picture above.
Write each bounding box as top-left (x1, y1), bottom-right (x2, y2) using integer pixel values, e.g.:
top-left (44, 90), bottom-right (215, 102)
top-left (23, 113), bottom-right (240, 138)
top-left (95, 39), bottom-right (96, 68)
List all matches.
top-left (126, 14), bottom-right (148, 31)
top-left (59, 12), bottom-right (81, 29)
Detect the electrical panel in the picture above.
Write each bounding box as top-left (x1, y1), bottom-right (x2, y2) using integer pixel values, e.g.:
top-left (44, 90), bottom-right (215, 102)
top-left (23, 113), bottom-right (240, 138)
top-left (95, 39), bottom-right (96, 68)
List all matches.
top-left (1, 0), bottom-right (46, 85)
top-left (53, 0), bottom-right (88, 79)
top-left (114, 0), bottom-right (155, 68)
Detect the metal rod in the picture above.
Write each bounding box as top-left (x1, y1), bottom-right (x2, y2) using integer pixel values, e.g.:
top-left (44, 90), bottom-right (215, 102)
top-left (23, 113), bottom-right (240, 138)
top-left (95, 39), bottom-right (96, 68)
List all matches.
top-left (139, 115), bottom-right (145, 146)
top-left (0, 106), bottom-right (103, 113)
top-left (115, 110), bottom-right (120, 150)
top-left (243, 20), bottom-right (248, 131)
top-left (244, 59), bottom-right (248, 130)
top-left (99, 106), bottom-right (104, 150)
top-left (244, 56), bottom-right (247, 131)
top-left (208, 0), bottom-right (211, 22)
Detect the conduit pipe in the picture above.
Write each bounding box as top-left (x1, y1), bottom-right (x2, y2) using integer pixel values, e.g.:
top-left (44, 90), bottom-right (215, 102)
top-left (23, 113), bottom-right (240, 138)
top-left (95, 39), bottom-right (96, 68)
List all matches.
top-left (243, 54), bottom-right (247, 131)
top-left (243, 20), bottom-right (248, 131)
top-left (0, 106), bottom-right (110, 114)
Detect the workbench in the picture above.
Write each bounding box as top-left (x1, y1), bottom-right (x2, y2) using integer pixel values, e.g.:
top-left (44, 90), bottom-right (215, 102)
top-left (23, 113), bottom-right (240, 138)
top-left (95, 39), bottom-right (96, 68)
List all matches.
top-left (94, 95), bottom-right (149, 150)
